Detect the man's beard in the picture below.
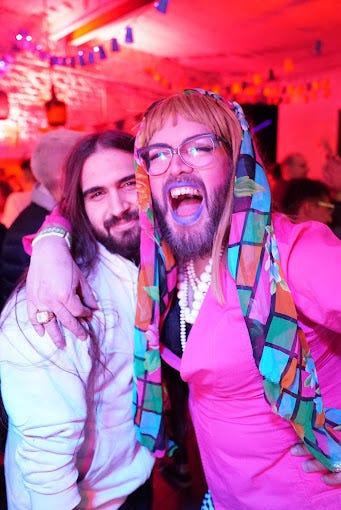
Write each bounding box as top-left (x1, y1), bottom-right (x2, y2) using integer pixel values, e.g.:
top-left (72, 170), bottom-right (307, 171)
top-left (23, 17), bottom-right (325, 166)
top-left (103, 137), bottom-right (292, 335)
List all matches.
top-left (153, 181), bottom-right (229, 263)
top-left (93, 211), bottom-right (140, 265)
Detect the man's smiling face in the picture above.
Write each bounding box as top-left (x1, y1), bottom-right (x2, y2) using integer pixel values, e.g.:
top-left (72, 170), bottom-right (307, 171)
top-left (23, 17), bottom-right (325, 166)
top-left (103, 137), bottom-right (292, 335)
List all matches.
top-left (81, 147), bottom-right (140, 260)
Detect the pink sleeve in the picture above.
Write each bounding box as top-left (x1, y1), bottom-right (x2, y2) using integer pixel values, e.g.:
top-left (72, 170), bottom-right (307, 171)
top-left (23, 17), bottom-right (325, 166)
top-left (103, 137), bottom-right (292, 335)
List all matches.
top-left (22, 207), bottom-right (72, 256)
top-left (275, 215), bottom-right (341, 334)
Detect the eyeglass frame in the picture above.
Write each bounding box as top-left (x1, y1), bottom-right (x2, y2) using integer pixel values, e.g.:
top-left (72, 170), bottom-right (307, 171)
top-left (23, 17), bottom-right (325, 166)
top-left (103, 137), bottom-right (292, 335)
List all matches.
top-left (317, 200), bottom-right (335, 210)
top-left (136, 132), bottom-right (226, 176)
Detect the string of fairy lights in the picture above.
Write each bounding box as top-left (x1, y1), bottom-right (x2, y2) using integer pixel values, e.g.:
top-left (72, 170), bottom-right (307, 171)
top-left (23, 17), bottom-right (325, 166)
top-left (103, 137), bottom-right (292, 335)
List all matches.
top-left (0, 1), bottom-right (168, 73)
top-left (0, 0), bottom-right (333, 105)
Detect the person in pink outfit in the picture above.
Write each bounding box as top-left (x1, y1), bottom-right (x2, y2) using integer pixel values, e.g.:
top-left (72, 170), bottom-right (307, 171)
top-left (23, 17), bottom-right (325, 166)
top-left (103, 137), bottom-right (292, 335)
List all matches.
top-left (23, 90), bottom-right (341, 509)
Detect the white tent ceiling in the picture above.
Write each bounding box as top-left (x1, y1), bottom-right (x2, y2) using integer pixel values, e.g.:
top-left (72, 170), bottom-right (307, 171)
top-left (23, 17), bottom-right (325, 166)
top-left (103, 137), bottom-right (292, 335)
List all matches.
top-left (1, 0), bottom-right (340, 81)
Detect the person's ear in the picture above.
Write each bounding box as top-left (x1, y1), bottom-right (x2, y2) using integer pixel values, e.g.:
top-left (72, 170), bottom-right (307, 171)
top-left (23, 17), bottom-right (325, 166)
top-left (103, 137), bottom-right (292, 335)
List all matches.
top-left (297, 201), bottom-right (314, 222)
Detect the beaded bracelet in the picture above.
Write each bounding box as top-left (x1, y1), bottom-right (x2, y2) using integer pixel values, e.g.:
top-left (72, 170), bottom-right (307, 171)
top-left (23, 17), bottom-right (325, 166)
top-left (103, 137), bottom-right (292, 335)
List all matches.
top-left (31, 226), bottom-right (72, 250)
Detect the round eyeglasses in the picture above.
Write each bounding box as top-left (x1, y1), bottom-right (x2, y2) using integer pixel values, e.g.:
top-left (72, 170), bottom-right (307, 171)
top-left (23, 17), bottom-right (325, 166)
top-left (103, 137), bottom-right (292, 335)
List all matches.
top-left (137, 133), bottom-right (226, 176)
top-left (317, 200), bottom-right (335, 210)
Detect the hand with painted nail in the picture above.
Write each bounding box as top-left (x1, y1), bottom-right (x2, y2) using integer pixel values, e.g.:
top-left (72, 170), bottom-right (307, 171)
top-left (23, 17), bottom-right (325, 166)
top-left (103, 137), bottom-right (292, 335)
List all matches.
top-left (291, 443), bottom-right (341, 486)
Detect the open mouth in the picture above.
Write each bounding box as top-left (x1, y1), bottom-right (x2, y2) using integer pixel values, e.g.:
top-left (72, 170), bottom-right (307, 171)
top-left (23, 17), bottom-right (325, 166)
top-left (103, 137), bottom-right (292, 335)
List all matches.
top-left (167, 183), bottom-right (204, 224)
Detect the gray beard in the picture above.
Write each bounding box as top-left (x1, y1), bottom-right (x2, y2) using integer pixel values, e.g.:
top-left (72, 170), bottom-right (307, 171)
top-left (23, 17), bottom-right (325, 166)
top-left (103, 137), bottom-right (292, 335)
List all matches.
top-left (153, 181), bottom-right (229, 263)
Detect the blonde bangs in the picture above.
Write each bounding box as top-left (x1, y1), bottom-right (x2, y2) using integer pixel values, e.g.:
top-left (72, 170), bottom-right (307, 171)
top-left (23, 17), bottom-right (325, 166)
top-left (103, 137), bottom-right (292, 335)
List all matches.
top-left (141, 92), bottom-right (242, 166)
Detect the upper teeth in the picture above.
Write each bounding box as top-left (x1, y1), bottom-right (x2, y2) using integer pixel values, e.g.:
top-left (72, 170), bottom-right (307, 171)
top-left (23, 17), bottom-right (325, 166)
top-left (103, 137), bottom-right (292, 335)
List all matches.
top-left (170, 186), bottom-right (200, 198)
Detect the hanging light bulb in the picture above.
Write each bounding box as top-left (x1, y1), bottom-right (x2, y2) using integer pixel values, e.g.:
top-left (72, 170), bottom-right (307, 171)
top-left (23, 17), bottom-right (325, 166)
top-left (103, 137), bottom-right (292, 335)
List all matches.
top-left (0, 58), bottom-right (9, 75)
top-left (44, 85), bottom-right (67, 127)
top-left (314, 40), bottom-right (322, 56)
top-left (0, 90), bottom-right (9, 120)
top-left (98, 45), bottom-right (107, 59)
top-left (78, 50), bottom-right (86, 66)
top-left (94, 45), bottom-right (107, 59)
top-left (268, 69), bottom-right (276, 81)
top-left (111, 38), bottom-right (120, 52)
top-left (125, 26), bottom-right (133, 43)
top-left (155, 0), bottom-right (169, 13)
top-left (42, 0), bottom-right (67, 127)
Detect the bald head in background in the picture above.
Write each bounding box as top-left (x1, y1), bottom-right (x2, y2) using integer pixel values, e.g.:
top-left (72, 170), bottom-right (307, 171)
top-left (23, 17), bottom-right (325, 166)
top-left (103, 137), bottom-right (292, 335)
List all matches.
top-left (31, 128), bottom-right (84, 201)
top-left (280, 152), bottom-right (309, 181)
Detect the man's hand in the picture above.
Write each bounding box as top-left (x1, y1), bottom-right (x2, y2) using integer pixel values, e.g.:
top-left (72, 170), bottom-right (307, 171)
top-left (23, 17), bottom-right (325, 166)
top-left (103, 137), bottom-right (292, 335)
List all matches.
top-left (26, 235), bottom-right (98, 347)
top-left (291, 443), bottom-right (341, 485)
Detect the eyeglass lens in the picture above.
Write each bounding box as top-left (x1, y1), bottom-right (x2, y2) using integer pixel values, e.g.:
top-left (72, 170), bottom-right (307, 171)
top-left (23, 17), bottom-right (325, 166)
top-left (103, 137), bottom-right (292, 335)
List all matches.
top-left (139, 134), bottom-right (219, 175)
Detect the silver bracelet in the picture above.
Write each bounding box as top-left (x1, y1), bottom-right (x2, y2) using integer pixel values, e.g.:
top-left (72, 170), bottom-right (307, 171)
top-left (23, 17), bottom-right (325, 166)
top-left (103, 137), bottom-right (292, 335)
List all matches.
top-left (31, 226), bottom-right (72, 250)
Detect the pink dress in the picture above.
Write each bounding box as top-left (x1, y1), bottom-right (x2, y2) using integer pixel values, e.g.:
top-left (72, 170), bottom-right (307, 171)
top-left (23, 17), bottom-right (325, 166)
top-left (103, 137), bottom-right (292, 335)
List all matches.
top-left (181, 215), bottom-right (341, 510)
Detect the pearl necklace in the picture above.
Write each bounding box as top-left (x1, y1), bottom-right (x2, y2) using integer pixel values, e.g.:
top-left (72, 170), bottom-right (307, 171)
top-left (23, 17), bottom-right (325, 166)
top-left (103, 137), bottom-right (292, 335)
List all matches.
top-left (177, 258), bottom-right (213, 352)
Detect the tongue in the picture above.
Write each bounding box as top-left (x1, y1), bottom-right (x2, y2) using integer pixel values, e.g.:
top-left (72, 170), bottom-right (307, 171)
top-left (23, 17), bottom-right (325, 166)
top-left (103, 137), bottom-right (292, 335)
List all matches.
top-left (174, 197), bottom-right (201, 217)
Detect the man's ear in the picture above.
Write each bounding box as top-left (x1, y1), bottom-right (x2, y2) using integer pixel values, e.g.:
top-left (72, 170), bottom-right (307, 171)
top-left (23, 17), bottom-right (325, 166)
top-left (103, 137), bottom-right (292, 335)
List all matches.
top-left (298, 200), bottom-right (315, 222)
top-left (302, 200), bottom-right (317, 221)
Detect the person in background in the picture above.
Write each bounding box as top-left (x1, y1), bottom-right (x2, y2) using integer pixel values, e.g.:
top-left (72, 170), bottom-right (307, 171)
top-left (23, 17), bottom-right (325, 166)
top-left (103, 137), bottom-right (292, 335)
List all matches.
top-left (0, 181), bottom-right (13, 224)
top-left (0, 180), bottom-right (13, 254)
top-left (280, 152), bottom-right (310, 180)
top-left (0, 129), bottom-right (83, 310)
top-left (0, 130), bottom-right (154, 510)
top-left (0, 180), bottom-right (14, 458)
top-left (271, 152), bottom-right (310, 210)
top-left (22, 90), bottom-right (341, 509)
top-left (280, 177), bottom-right (335, 226)
top-left (1, 158), bottom-right (37, 228)
top-left (322, 151), bottom-right (341, 238)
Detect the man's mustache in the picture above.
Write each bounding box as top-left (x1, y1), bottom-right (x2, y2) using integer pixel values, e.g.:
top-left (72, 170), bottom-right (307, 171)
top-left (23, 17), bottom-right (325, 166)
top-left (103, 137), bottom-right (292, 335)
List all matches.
top-left (103, 211), bottom-right (139, 230)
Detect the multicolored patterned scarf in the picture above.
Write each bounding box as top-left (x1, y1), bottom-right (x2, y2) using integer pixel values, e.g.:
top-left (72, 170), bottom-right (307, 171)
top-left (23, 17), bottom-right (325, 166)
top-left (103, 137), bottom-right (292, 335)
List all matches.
top-left (133, 88), bottom-right (341, 471)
